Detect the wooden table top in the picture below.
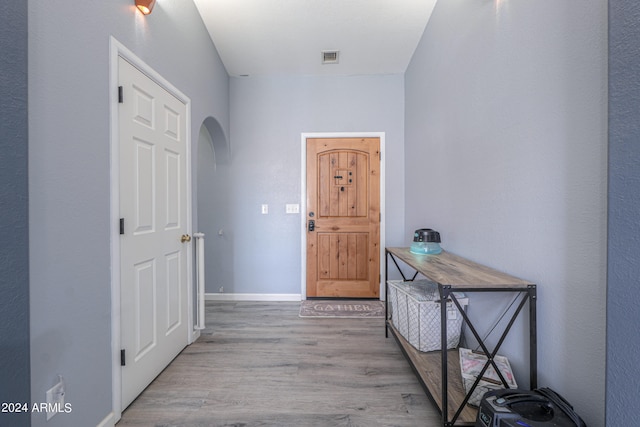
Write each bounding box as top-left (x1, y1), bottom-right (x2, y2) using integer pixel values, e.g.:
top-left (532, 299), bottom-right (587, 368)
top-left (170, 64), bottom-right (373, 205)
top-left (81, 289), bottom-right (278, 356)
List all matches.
top-left (386, 247), bottom-right (534, 290)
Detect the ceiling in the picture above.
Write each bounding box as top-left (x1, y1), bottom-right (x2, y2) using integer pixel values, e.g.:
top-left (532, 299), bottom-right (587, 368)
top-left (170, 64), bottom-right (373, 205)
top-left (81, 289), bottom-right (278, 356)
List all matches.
top-left (192, 0), bottom-right (438, 77)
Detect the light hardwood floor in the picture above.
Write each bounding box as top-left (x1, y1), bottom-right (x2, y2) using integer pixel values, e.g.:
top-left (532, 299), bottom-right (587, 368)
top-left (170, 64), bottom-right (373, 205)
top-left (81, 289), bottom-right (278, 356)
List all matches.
top-left (117, 301), bottom-right (441, 426)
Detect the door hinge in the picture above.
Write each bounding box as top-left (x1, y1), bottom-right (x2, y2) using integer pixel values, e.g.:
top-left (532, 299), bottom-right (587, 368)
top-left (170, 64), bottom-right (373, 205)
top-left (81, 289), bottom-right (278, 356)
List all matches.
top-left (120, 349), bottom-right (126, 366)
top-left (379, 151), bottom-right (382, 160)
top-left (118, 86), bottom-right (123, 103)
top-left (120, 218), bottom-right (125, 235)
top-left (379, 213), bottom-right (381, 222)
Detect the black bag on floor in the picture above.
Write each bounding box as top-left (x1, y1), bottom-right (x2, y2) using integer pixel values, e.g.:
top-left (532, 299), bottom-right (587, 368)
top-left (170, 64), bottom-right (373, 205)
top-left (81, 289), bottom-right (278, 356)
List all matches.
top-left (476, 387), bottom-right (587, 427)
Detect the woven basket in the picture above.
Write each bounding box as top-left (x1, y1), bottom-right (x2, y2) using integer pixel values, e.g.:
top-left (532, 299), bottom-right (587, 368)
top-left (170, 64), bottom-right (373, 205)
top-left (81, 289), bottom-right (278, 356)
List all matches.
top-left (388, 280), bottom-right (468, 352)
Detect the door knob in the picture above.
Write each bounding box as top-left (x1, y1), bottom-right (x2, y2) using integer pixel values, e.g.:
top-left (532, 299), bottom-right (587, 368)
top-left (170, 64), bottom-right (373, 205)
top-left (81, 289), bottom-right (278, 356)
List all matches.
top-left (180, 234), bottom-right (191, 243)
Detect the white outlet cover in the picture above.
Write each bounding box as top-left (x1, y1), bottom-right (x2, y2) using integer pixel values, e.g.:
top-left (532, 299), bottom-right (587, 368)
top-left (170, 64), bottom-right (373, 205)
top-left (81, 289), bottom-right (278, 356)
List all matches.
top-left (285, 204), bottom-right (300, 214)
top-left (45, 380), bottom-right (65, 420)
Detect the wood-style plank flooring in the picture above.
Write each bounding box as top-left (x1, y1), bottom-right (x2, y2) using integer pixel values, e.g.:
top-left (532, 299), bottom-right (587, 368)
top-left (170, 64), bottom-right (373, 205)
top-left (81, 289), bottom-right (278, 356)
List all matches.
top-left (117, 301), bottom-right (441, 426)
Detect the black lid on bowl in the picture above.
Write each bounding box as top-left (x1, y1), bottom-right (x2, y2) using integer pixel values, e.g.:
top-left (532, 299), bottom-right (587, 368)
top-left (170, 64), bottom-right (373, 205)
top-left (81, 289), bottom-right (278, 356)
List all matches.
top-left (413, 228), bottom-right (441, 243)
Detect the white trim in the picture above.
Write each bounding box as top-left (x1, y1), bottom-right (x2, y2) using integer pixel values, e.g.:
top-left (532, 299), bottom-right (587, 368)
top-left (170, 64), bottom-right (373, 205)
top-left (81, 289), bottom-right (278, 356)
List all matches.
top-left (96, 412), bottom-right (116, 427)
top-left (205, 293), bottom-right (302, 302)
top-left (300, 132), bottom-right (386, 301)
top-left (109, 36), bottom-right (194, 422)
top-left (193, 232), bottom-right (206, 330)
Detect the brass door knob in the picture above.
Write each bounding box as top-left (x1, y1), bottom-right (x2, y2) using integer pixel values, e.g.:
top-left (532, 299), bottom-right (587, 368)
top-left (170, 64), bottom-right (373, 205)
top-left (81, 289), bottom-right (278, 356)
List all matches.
top-left (180, 234), bottom-right (191, 243)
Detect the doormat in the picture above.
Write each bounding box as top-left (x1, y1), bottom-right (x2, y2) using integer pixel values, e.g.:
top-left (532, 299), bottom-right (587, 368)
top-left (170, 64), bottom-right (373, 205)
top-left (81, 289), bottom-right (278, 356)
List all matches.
top-left (299, 300), bottom-right (385, 318)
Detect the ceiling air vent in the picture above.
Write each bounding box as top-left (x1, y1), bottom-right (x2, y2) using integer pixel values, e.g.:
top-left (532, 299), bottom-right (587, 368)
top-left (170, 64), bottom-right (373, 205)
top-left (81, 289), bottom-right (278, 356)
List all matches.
top-left (322, 50), bottom-right (339, 64)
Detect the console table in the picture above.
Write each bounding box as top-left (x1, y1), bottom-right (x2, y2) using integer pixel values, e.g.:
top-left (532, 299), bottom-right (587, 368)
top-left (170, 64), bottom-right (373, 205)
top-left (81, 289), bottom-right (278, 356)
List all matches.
top-left (385, 247), bottom-right (537, 426)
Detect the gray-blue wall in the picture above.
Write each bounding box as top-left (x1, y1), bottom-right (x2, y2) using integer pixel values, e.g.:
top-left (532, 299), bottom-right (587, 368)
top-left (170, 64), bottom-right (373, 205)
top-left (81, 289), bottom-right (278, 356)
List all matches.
top-left (208, 74), bottom-right (405, 296)
top-left (404, 0), bottom-right (607, 424)
top-left (28, 1), bottom-right (229, 425)
top-left (0, 1), bottom-right (30, 426)
top-left (607, 1), bottom-right (640, 425)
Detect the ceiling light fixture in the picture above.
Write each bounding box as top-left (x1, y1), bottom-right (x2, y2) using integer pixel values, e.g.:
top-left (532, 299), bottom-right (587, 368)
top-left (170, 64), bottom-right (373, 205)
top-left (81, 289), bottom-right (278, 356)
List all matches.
top-left (135, 0), bottom-right (156, 15)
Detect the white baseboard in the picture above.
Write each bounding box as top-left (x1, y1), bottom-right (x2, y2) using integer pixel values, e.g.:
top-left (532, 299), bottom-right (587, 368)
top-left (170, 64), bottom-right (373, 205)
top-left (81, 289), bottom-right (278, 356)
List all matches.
top-left (205, 293), bottom-right (302, 302)
top-left (97, 412), bottom-right (115, 427)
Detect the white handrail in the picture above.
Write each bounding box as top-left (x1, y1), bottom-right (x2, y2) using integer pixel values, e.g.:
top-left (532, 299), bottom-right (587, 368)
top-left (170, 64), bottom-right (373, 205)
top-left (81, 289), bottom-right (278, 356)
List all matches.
top-left (193, 232), bottom-right (205, 330)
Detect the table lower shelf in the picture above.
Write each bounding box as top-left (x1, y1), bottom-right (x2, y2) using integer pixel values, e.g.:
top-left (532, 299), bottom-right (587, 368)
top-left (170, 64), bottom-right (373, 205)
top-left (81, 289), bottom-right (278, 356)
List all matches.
top-left (387, 323), bottom-right (478, 425)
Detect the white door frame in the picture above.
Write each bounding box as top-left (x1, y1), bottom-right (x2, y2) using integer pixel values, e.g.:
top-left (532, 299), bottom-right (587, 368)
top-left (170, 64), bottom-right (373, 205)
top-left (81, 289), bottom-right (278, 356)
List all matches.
top-left (109, 36), bottom-right (195, 422)
top-left (300, 132), bottom-right (386, 300)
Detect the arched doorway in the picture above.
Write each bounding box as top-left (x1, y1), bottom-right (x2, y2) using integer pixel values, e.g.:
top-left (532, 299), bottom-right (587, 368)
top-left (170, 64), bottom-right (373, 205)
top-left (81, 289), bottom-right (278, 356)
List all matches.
top-left (196, 117), bottom-right (232, 304)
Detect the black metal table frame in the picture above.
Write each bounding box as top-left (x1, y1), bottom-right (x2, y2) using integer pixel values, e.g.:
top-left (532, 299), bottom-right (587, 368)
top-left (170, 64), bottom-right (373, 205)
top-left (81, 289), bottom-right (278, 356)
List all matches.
top-left (384, 249), bottom-right (537, 427)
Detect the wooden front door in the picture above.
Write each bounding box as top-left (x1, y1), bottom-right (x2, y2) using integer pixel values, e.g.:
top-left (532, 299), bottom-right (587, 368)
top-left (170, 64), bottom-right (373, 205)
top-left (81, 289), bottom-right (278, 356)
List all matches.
top-left (306, 137), bottom-right (381, 298)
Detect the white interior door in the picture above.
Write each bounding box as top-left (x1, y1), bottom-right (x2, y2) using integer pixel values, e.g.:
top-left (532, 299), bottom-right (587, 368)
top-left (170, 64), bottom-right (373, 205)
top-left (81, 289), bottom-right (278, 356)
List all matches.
top-left (118, 56), bottom-right (189, 409)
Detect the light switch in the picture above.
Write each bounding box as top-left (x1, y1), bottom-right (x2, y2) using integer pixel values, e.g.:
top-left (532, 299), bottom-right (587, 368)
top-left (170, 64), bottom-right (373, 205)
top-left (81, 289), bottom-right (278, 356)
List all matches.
top-left (286, 204), bottom-right (300, 214)
top-left (261, 204), bottom-right (268, 214)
